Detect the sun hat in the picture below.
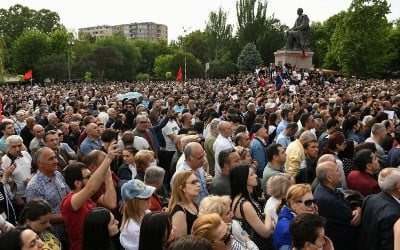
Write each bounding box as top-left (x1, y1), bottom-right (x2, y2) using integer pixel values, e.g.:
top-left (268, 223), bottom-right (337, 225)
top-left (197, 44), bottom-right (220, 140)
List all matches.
top-left (121, 179), bottom-right (155, 202)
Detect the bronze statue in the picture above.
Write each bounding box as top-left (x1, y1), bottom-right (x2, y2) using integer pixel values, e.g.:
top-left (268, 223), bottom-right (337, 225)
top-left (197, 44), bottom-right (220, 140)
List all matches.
top-left (284, 8), bottom-right (310, 50)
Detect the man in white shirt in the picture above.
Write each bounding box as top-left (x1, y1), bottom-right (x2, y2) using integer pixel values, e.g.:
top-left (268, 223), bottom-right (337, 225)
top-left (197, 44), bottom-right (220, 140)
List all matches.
top-left (213, 121), bottom-right (234, 174)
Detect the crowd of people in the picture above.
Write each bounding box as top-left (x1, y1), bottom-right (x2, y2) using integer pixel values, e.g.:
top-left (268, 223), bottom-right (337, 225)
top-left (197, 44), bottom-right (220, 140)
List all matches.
top-left (0, 69), bottom-right (399, 250)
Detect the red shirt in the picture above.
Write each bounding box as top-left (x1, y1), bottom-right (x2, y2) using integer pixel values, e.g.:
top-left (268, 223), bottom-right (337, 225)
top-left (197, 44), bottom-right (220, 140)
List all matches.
top-left (60, 192), bottom-right (96, 250)
top-left (347, 170), bottom-right (380, 197)
top-left (150, 192), bottom-right (163, 212)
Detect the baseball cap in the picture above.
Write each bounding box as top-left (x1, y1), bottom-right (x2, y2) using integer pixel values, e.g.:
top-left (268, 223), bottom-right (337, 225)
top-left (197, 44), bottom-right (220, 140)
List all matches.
top-left (121, 179), bottom-right (155, 202)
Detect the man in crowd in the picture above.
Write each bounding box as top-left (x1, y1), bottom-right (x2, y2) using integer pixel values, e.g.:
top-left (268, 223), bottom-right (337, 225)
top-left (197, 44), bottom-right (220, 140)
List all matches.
top-left (204, 118), bottom-right (221, 176)
top-left (20, 116), bottom-right (36, 150)
top-left (262, 143), bottom-right (287, 193)
top-left (0, 120), bottom-right (16, 153)
top-left (358, 168), bottom-right (400, 250)
top-left (249, 123), bottom-right (268, 177)
top-left (29, 124), bottom-right (45, 156)
top-left (43, 130), bottom-right (75, 172)
top-left (79, 123), bottom-right (102, 156)
top-left (171, 142), bottom-right (208, 204)
top-left (144, 166), bottom-right (168, 212)
top-left (44, 113), bottom-right (59, 132)
top-left (209, 148), bottom-right (241, 196)
top-left (276, 122), bottom-right (298, 149)
top-left (213, 121), bottom-right (234, 175)
top-left (25, 147), bottom-right (70, 246)
top-left (234, 132), bottom-right (251, 148)
top-left (365, 123), bottom-right (389, 169)
top-left (314, 161), bottom-right (361, 250)
top-left (61, 142), bottom-right (118, 250)
top-left (295, 113), bottom-right (315, 139)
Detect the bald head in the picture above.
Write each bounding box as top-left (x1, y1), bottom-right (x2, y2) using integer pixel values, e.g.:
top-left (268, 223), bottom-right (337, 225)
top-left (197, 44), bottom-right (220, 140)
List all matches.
top-left (316, 161), bottom-right (338, 184)
top-left (378, 168), bottom-right (400, 193)
top-left (217, 121), bottom-right (232, 138)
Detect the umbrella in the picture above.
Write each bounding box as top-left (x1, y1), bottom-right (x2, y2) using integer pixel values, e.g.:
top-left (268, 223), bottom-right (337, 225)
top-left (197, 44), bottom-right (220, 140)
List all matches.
top-left (117, 92), bottom-right (143, 101)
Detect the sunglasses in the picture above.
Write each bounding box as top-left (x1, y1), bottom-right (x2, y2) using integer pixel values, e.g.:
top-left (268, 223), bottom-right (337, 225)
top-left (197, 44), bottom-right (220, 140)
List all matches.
top-left (299, 199), bottom-right (317, 207)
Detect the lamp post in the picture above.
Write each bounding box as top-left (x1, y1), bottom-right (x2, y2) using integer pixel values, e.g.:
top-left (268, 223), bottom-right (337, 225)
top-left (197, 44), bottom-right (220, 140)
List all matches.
top-left (67, 40), bottom-right (74, 82)
top-left (182, 27), bottom-right (191, 83)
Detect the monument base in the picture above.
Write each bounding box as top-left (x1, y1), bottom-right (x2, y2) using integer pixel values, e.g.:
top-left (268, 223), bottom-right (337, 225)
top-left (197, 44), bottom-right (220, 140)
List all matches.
top-left (274, 50), bottom-right (314, 70)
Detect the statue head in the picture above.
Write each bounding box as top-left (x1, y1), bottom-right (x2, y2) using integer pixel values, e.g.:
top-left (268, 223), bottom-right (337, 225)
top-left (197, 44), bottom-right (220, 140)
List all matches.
top-left (297, 8), bottom-right (303, 15)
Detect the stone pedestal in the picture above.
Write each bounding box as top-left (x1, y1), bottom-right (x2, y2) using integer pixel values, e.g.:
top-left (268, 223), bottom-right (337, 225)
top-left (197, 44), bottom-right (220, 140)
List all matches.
top-left (274, 50), bottom-right (314, 70)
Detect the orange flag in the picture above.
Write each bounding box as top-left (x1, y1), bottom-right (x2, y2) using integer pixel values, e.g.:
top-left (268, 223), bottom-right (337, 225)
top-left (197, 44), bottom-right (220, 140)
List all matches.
top-left (176, 67), bottom-right (182, 81)
top-left (23, 69), bottom-right (32, 80)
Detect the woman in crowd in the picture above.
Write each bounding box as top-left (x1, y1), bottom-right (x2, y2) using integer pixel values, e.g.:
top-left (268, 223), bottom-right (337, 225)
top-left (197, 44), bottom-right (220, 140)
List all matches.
top-left (20, 199), bottom-right (61, 250)
top-left (273, 184), bottom-right (318, 250)
top-left (138, 211), bottom-right (175, 250)
top-left (199, 195), bottom-right (259, 250)
top-left (82, 207), bottom-right (119, 250)
top-left (120, 179), bottom-right (155, 250)
top-left (169, 171), bottom-right (200, 238)
top-left (264, 173), bottom-right (293, 224)
top-left (342, 115), bottom-right (364, 144)
top-left (0, 226), bottom-right (44, 250)
top-left (230, 164), bottom-right (274, 250)
top-left (134, 150), bottom-right (156, 181)
top-left (118, 146), bottom-right (138, 180)
top-left (191, 213), bottom-right (233, 250)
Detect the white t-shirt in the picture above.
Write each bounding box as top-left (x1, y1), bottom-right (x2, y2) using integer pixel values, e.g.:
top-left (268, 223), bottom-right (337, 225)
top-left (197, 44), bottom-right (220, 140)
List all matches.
top-left (1, 151), bottom-right (32, 197)
top-left (162, 120), bottom-right (180, 151)
top-left (120, 211), bottom-right (150, 250)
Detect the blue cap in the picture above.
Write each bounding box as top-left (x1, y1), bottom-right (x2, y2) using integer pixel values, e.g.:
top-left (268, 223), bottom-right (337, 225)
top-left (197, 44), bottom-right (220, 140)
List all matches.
top-left (121, 179), bottom-right (155, 202)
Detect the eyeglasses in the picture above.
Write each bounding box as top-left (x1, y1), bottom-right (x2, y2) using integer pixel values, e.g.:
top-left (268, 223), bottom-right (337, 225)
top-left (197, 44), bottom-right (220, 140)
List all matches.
top-left (58, 133), bottom-right (63, 137)
top-left (298, 199), bottom-right (317, 207)
top-left (81, 173), bottom-right (91, 180)
top-left (186, 179), bottom-right (200, 185)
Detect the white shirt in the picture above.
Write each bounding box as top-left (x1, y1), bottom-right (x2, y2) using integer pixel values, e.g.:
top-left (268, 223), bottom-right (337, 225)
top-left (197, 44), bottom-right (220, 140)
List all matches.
top-left (120, 210), bottom-right (150, 250)
top-left (162, 120), bottom-right (180, 151)
top-left (213, 134), bottom-right (234, 174)
top-left (1, 151), bottom-right (32, 197)
top-left (118, 136), bottom-right (150, 151)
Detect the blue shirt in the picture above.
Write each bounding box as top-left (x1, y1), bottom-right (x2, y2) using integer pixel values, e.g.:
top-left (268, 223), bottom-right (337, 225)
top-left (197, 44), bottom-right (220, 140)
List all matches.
top-left (80, 137), bottom-right (102, 156)
top-left (26, 171), bottom-right (70, 215)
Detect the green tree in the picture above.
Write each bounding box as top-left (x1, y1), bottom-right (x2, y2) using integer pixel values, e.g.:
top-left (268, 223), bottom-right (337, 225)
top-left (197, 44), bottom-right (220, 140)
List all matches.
top-left (153, 54), bottom-right (174, 79)
top-left (204, 8), bottom-right (233, 61)
top-left (388, 19), bottom-right (400, 71)
top-left (326, 0), bottom-right (393, 77)
top-left (11, 30), bottom-right (50, 75)
top-left (182, 31), bottom-right (208, 65)
top-left (208, 59), bottom-right (238, 78)
top-left (36, 53), bottom-right (66, 82)
top-left (87, 45), bottom-right (124, 81)
top-left (237, 43), bottom-right (263, 73)
top-left (97, 35), bottom-right (141, 80)
top-left (132, 39), bottom-right (170, 75)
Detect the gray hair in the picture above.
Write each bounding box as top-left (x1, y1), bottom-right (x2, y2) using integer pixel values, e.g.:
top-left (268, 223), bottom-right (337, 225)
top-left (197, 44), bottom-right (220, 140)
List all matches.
top-left (47, 112), bottom-right (57, 121)
top-left (378, 168), bottom-right (400, 192)
top-left (300, 130), bottom-right (317, 145)
top-left (15, 110), bottom-right (25, 117)
top-left (317, 154), bottom-right (336, 165)
top-left (371, 123), bottom-right (386, 136)
top-left (210, 118), bottom-right (221, 129)
top-left (267, 173), bottom-right (293, 198)
top-left (33, 147), bottom-right (51, 164)
top-left (136, 114), bottom-right (147, 122)
top-left (6, 135), bottom-right (23, 145)
top-left (144, 166), bottom-right (166, 185)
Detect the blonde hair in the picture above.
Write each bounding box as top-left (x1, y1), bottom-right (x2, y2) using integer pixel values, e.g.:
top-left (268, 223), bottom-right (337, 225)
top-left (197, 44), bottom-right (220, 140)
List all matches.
top-left (191, 213), bottom-right (222, 241)
top-left (120, 199), bottom-right (143, 230)
top-left (134, 150), bottom-right (154, 171)
top-left (286, 184), bottom-right (312, 209)
top-left (198, 195), bottom-right (231, 218)
top-left (168, 171), bottom-right (195, 212)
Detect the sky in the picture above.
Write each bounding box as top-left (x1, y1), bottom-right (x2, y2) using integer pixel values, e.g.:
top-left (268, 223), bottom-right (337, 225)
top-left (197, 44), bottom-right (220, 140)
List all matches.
top-left (1, 0), bottom-right (400, 42)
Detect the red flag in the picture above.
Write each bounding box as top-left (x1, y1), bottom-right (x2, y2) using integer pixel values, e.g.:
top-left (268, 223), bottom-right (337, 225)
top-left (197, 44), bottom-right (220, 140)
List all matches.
top-left (176, 67), bottom-right (182, 81)
top-left (23, 70), bottom-right (32, 80)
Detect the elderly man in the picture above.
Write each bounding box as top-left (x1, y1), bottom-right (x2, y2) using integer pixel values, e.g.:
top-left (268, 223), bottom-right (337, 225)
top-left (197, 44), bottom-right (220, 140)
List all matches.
top-left (284, 8), bottom-right (310, 50)
top-left (314, 161), bottom-right (361, 250)
top-left (365, 123), bottom-right (388, 168)
top-left (234, 132), bottom-right (251, 148)
top-left (29, 124), bottom-right (46, 156)
top-left (79, 123), bottom-right (102, 156)
top-left (213, 121), bottom-right (234, 175)
top-left (171, 142), bottom-right (208, 204)
top-left (1, 135), bottom-right (32, 217)
top-left (204, 118), bottom-right (221, 176)
top-left (209, 148), bottom-right (241, 196)
top-left (132, 114), bottom-right (157, 153)
top-left (43, 130), bottom-right (75, 172)
top-left (44, 112), bottom-right (59, 132)
top-left (25, 147), bottom-right (70, 246)
top-left (358, 168), bottom-right (400, 250)
top-left (14, 110), bottom-right (26, 135)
